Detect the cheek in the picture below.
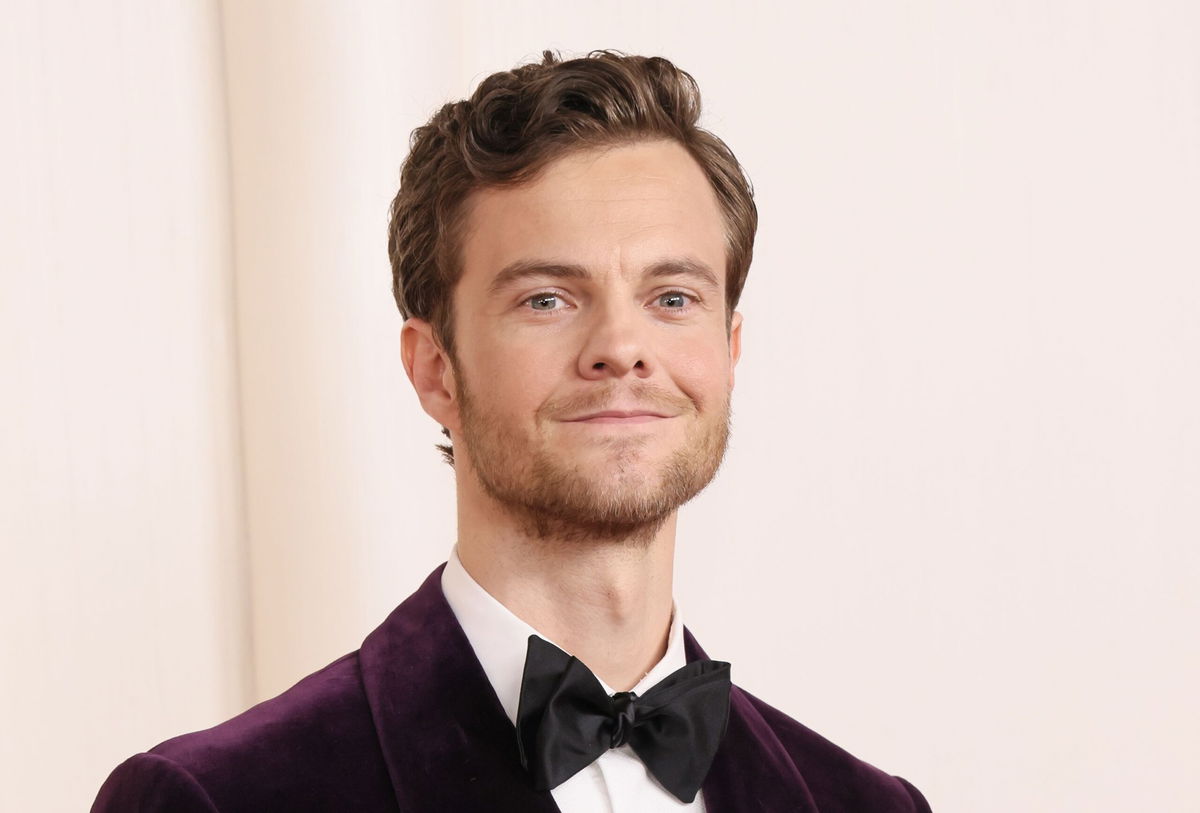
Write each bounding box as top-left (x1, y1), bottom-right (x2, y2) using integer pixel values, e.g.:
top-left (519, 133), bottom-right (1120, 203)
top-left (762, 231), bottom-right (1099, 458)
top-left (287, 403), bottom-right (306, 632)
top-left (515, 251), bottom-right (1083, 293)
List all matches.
top-left (666, 338), bottom-right (732, 408)
top-left (468, 342), bottom-right (558, 416)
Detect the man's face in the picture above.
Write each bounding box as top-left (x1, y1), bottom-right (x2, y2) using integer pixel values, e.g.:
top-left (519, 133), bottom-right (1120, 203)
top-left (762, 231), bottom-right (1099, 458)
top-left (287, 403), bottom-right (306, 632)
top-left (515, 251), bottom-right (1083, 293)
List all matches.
top-left (445, 139), bottom-right (743, 544)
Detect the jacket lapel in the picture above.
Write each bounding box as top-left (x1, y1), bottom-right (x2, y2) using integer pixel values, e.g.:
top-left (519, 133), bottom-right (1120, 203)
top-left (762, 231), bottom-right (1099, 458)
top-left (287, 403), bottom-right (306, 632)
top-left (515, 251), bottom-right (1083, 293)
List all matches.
top-left (686, 630), bottom-right (820, 813)
top-left (359, 564), bottom-right (561, 813)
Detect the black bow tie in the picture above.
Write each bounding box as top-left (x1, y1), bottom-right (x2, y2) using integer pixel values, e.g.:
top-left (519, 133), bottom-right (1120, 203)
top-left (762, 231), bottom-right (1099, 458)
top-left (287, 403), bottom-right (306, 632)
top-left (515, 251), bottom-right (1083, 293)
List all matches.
top-left (515, 634), bottom-right (732, 804)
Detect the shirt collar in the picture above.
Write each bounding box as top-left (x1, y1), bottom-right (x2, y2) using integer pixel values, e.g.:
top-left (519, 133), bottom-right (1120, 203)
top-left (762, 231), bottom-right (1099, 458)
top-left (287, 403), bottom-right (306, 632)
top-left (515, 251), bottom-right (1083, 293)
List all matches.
top-left (440, 544), bottom-right (689, 727)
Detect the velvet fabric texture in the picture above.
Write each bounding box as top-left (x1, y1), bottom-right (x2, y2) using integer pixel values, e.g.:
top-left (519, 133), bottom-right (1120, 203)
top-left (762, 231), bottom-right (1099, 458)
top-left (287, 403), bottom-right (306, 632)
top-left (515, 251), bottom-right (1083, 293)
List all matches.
top-left (92, 564), bottom-right (931, 812)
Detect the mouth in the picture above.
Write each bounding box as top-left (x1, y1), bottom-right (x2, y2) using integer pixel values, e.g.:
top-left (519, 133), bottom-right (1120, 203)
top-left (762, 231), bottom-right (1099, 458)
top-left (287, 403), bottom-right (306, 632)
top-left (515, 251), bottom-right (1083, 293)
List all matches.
top-left (564, 410), bottom-right (675, 424)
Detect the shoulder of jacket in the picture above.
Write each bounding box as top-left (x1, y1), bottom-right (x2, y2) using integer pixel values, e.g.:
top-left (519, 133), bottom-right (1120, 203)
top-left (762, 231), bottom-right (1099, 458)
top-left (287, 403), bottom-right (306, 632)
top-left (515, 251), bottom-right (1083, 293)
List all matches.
top-left (734, 685), bottom-right (932, 812)
top-left (92, 752), bottom-right (218, 812)
top-left (128, 650), bottom-right (392, 810)
top-left (150, 650), bottom-right (368, 765)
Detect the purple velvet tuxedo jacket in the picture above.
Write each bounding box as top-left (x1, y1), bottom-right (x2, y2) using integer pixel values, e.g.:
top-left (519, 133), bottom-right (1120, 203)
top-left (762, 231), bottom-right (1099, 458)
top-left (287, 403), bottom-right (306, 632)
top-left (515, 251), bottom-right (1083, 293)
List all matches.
top-left (93, 564), bottom-right (931, 812)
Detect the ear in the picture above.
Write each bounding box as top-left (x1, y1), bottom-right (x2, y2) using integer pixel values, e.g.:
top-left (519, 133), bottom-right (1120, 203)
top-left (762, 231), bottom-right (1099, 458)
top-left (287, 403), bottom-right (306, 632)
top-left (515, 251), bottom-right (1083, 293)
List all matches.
top-left (728, 310), bottom-right (744, 390)
top-left (401, 317), bottom-right (461, 434)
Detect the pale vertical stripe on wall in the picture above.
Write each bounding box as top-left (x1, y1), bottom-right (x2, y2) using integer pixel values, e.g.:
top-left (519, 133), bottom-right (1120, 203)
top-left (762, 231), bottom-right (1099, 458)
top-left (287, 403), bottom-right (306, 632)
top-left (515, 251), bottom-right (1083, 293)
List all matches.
top-left (216, 0), bottom-right (460, 701)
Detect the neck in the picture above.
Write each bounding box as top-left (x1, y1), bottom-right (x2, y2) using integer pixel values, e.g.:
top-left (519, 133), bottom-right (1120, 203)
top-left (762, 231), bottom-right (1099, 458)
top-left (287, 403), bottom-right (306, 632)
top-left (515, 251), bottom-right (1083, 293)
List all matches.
top-left (454, 476), bottom-right (678, 693)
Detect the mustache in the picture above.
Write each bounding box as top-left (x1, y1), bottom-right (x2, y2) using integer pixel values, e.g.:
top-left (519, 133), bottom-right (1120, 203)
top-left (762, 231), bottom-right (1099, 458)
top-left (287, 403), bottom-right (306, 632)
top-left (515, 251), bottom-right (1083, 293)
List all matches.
top-left (539, 383), bottom-right (696, 420)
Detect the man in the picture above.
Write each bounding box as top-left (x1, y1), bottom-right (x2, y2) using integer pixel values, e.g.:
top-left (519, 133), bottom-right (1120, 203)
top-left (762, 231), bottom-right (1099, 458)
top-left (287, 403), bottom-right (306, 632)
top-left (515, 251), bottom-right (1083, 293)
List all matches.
top-left (93, 50), bottom-right (930, 812)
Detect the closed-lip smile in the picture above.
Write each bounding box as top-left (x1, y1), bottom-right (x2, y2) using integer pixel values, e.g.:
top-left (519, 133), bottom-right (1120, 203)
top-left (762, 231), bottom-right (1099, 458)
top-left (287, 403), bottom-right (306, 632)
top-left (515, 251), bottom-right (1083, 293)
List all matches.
top-left (565, 410), bottom-right (674, 423)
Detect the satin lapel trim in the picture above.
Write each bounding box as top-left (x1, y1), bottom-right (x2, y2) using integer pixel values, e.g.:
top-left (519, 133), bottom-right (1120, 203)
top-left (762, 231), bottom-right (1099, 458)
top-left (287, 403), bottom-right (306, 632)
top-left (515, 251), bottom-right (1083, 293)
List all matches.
top-left (359, 564), bottom-right (562, 813)
top-left (684, 629), bottom-right (819, 813)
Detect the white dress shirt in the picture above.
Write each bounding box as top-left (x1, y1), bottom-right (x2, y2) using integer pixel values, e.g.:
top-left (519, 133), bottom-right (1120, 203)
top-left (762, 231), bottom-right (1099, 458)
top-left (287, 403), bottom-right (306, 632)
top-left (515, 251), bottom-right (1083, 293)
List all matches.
top-left (441, 545), bottom-right (707, 813)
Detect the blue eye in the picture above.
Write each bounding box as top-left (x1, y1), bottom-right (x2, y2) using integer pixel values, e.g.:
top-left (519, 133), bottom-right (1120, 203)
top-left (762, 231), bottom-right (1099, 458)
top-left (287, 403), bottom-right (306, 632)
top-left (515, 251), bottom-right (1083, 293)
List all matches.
top-left (658, 292), bottom-right (690, 308)
top-left (528, 294), bottom-right (559, 311)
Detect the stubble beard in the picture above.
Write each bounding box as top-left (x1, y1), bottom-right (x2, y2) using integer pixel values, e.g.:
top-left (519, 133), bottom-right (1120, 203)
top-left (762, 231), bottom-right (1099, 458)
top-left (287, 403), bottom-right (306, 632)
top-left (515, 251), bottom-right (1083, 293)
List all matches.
top-left (455, 373), bottom-right (732, 549)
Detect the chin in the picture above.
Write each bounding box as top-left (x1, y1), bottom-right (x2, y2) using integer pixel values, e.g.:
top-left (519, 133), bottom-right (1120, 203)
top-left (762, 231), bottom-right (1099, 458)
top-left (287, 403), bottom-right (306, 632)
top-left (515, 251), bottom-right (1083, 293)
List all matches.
top-left (570, 451), bottom-right (672, 482)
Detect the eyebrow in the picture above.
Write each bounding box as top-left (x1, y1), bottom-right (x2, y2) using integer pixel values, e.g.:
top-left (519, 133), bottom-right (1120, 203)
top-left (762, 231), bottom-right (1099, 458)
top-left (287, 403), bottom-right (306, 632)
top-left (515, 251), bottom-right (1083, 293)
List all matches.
top-left (486, 257), bottom-right (722, 296)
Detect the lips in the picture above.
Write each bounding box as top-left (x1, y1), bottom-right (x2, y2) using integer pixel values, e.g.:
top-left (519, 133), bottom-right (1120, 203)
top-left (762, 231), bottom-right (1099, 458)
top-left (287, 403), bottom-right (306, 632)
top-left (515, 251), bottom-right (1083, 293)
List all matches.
top-left (567, 410), bottom-right (672, 421)
top-left (566, 410), bottom-right (672, 424)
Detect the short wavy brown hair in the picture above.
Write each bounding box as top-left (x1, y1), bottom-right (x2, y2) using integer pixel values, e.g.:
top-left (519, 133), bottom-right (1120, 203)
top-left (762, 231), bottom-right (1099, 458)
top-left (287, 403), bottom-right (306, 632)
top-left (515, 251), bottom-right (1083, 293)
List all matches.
top-left (387, 49), bottom-right (757, 463)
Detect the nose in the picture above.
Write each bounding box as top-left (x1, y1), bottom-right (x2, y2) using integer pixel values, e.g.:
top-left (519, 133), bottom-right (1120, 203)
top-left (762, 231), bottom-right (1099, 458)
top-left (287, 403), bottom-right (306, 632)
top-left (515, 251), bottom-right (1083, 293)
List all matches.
top-left (576, 299), bottom-right (655, 381)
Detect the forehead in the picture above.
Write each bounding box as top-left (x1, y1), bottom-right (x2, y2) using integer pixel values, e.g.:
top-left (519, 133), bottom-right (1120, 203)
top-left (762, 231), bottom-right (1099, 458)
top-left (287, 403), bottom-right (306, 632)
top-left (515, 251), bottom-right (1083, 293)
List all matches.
top-left (457, 139), bottom-right (728, 290)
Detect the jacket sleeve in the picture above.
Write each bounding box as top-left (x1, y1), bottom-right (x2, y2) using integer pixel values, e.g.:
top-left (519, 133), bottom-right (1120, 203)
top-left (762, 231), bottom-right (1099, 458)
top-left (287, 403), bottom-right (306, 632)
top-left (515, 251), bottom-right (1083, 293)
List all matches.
top-left (91, 753), bottom-right (219, 813)
top-left (896, 775), bottom-right (933, 812)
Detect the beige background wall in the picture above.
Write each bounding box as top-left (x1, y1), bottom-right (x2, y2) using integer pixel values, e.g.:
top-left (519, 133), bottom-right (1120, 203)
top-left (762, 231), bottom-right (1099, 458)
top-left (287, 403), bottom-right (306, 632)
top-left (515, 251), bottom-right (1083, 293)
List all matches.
top-left (0, 2), bottom-right (252, 811)
top-left (2, 1), bottom-right (1197, 810)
